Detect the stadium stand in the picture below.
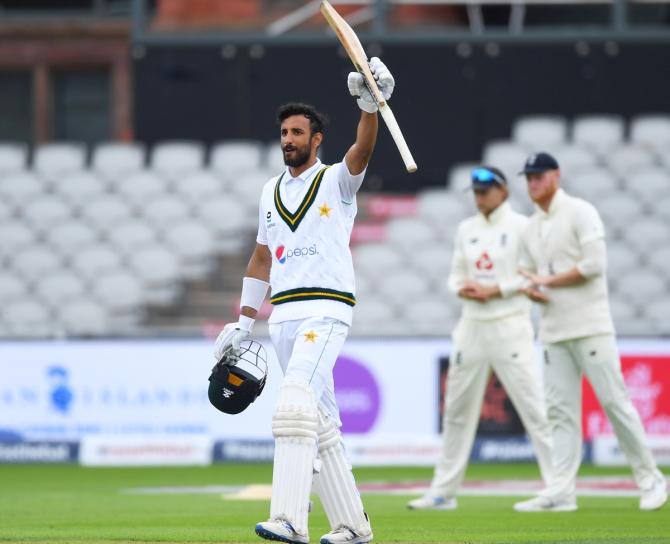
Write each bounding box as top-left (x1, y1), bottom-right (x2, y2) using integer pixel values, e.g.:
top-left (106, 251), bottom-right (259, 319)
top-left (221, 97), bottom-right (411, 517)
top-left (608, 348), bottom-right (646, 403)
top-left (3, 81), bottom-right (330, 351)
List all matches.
top-left (0, 112), bottom-right (668, 338)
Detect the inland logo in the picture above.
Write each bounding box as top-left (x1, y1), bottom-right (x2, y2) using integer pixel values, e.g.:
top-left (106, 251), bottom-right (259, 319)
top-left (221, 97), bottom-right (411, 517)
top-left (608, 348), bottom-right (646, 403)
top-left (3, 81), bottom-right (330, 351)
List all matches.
top-left (275, 244), bottom-right (319, 264)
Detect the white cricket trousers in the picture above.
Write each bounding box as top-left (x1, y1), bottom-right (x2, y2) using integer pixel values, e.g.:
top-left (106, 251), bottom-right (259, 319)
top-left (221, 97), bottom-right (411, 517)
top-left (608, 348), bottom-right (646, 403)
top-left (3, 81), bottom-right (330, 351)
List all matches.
top-left (269, 316), bottom-right (348, 423)
top-left (430, 313), bottom-right (555, 498)
top-left (543, 334), bottom-right (659, 501)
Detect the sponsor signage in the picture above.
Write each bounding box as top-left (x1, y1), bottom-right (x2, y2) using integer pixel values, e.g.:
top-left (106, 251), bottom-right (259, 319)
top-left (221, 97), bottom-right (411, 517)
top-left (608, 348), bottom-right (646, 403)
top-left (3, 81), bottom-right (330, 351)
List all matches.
top-left (80, 436), bottom-right (213, 466)
top-left (0, 441), bottom-right (78, 463)
top-left (592, 436), bottom-right (670, 466)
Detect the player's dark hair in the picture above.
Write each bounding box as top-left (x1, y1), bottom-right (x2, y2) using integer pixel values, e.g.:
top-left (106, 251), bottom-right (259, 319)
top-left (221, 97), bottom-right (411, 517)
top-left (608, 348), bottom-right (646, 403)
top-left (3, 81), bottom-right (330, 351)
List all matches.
top-left (277, 102), bottom-right (328, 136)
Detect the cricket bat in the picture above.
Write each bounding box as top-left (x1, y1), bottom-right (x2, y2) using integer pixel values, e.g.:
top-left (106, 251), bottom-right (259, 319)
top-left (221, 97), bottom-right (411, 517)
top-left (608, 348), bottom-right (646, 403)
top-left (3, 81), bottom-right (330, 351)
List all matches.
top-left (320, 0), bottom-right (418, 173)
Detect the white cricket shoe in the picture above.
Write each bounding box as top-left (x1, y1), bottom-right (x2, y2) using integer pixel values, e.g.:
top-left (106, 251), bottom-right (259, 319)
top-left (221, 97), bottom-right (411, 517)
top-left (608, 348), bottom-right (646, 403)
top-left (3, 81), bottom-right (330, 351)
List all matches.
top-left (407, 495), bottom-right (458, 511)
top-left (255, 519), bottom-right (309, 544)
top-left (320, 525), bottom-right (373, 544)
top-left (513, 496), bottom-right (577, 512)
top-left (640, 473), bottom-right (668, 511)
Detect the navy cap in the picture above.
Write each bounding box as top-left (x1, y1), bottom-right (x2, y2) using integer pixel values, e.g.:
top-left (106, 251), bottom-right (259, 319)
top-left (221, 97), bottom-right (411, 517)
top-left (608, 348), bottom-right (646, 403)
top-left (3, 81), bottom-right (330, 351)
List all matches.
top-left (520, 152), bottom-right (560, 174)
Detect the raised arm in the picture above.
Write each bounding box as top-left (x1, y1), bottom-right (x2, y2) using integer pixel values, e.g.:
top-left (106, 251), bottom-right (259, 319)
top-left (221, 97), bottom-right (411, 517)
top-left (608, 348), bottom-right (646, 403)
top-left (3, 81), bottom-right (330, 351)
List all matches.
top-left (345, 112), bottom-right (378, 175)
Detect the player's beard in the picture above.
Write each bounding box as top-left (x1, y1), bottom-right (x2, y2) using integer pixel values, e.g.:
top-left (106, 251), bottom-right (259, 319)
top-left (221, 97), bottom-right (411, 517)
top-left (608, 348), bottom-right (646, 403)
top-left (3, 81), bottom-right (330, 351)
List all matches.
top-left (282, 142), bottom-right (311, 168)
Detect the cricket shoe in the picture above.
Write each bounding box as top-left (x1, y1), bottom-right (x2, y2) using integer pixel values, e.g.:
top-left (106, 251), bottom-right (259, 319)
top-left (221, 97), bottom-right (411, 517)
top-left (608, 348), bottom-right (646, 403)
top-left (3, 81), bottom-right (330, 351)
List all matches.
top-left (640, 472), bottom-right (668, 511)
top-left (513, 496), bottom-right (577, 512)
top-left (320, 525), bottom-right (373, 544)
top-left (255, 519), bottom-right (309, 544)
top-left (407, 495), bottom-right (458, 511)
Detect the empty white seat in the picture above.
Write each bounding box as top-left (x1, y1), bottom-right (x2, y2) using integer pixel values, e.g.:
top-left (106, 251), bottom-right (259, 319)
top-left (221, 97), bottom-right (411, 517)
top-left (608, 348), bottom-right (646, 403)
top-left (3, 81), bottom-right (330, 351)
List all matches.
top-left (151, 141), bottom-right (205, 181)
top-left (386, 217), bottom-right (438, 252)
top-left (10, 246), bottom-right (63, 280)
top-left (196, 196), bottom-right (250, 253)
top-left (606, 243), bottom-right (642, 277)
top-left (417, 189), bottom-right (469, 232)
top-left (93, 272), bottom-right (144, 320)
top-left (607, 144), bottom-right (655, 178)
top-left (572, 115), bottom-right (624, 157)
top-left (3, 298), bottom-right (52, 338)
top-left (0, 142), bottom-right (28, 175)
top-left (22, 196), bottom-right (73, 232)
top-left (376, 270), bottom-right (429, 306)
top-left (105, 220), bottom-right (158, 254)
top-left (141, 195), bottom-right (191, 230)
top-left (623, 218), bottom-right (670, 253)
top-left (128, 246), bottom-right (181, 306)
top-left (33, 143), bottom-right (86, 182)
top-left (630, 114), bottom-right (670, 156)
top-left (615, 270), bottom-right (666, 304)
top-left (609, 295), bottom-right (640, 335)
top-left (553, 144), bottom-right (599, 182)
top-left (404, 296), bottom-right (458, 335)
top-left (163, 220), bottom-right (215, 280)
top-left (210, 140), bottom-right (264, 179)
top-left (482, 140), bottom-right (528, 182)
top-left (35, 272), bottom-right (86, 308)
top-left (447, 162), bottom-right (479, 194)
top-left (649, 195), bottom-right (670, 219)
top-left (53, 171), bottom-right (108, 206)
top-left (645, 297), bottom-right (670, 334)
top-left (411, 246), bottom-right (453, 282)
top-left (0, 171), bottom-right (44, 205)
top-left (59, 298), bottom-right (110, 336)
top-left (0, 222), bottom-right (38, 257)
top-left (353, 244), bottom-right (402, 278)
top-left (625, 168), bottom-right (670, 206)
top-left (350, 296), bottom-right (399, 336)
top-left (80, 196), bottom-right (133, 230)
top-left (265, 142), bottom-right (286, 173)
top-left (114, 170), bottom-right (168, 206)
top-left (92, 142), bottom-right (145, 181)
top-left (0, 200), bottom-right (13, 223)
top-left (46, 221), bottom-right (100, 256)
top-left (230, 170), bottom-right (273, 208)
top-left (172, 169), bottom-right (225, 205)
top-left (646, 246), bottom-right (670, 276)
top-left (598, 192), bottom-right (644, 235)
top-left (69, 245), bottom-right (124, 281)
top-left (0, 273), bottom-right (30, 304)
top-left (568, 168), bottom-right (617, 201)
top-left (512, 115), bottom-right (568, 150)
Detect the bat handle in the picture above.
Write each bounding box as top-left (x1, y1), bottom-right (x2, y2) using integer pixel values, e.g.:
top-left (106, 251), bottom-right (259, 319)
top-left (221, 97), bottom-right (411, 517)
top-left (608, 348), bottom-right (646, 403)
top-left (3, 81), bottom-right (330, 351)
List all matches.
top-left (378, 103), bottom-right (418, 173)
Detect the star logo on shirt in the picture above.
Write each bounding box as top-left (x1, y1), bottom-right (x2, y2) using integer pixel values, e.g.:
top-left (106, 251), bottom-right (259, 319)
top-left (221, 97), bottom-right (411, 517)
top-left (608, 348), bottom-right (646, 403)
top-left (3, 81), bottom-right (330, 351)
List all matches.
top-left (303, 330), bottom-right (318, 343)
top-left (318, 202), bottom-right (332, 217)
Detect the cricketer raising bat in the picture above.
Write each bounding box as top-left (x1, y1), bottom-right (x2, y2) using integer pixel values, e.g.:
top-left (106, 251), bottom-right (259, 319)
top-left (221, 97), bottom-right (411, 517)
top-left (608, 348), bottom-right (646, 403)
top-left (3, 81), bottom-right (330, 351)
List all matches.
top-left (320, 0), bottom-right (418, 174)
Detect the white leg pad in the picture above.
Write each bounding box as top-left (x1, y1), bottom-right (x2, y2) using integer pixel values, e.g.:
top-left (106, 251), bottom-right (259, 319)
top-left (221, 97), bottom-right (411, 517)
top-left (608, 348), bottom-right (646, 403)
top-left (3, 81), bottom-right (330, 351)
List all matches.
top-left (314, 411), bottom-right (371, 536)
top-left (270, 379), bottom-right (318, 537)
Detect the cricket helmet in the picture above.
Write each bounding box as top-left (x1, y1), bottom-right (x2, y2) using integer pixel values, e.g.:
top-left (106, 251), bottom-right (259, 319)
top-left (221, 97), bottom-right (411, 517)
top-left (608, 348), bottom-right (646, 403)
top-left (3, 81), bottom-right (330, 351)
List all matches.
top-left (208, 340), bottom-right (268, 415)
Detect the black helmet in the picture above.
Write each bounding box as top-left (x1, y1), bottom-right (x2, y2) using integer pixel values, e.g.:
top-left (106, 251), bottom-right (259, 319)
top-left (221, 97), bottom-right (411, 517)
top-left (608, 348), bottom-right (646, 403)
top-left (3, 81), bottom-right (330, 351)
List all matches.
top-left (208, 340), bottom-right (268, 415)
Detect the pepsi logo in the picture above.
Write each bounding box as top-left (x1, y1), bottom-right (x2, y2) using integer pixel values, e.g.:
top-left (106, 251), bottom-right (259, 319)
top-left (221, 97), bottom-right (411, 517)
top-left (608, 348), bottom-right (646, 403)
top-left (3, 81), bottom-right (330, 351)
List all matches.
top-left (276, 245), bottom-right (287, 264)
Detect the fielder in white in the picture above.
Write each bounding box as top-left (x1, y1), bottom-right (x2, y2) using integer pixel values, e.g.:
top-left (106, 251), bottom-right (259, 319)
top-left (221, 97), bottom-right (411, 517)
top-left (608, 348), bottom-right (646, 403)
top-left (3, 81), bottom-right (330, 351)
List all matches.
top-left (408, 166), bottom-right (556, 511)
top-left (213, 58), bottom-right (396, 544)
top-left (514, 151), bottom-right (667, 512)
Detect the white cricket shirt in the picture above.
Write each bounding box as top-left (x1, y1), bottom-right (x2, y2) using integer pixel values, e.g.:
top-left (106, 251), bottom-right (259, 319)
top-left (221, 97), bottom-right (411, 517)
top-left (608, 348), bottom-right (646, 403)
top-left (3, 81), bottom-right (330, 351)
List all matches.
top-left (448, 201), bottom-right (531, 320)
top-left (521, 188), bottom-right (614, 343)
top-left (256, 158), bottom-right (365, 325)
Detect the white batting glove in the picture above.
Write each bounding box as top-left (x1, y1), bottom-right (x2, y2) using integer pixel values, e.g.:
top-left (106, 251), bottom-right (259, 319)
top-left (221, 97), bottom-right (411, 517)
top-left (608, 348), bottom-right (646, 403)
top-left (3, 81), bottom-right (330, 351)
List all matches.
top-left (213, 321), bottom-right (251, 361)
top-left (347, 56), bottom-right (395, 113)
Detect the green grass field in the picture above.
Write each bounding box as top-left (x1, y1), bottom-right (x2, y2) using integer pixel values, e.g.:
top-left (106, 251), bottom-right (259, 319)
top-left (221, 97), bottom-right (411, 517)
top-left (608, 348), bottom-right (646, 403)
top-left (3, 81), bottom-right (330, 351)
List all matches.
top-left (0, 463), bottom-right (668, 544)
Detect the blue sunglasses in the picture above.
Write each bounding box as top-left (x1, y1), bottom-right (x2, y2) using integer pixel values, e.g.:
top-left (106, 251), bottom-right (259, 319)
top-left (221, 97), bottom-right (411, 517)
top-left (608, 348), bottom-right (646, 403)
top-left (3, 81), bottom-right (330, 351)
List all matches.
top-left (471, 168), bottom-right (506, 185)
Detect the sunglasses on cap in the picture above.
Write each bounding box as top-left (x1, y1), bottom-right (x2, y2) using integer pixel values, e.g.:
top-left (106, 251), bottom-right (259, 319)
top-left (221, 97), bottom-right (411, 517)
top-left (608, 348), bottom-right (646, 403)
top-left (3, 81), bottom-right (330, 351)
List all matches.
top-left (471, 167), bottom-right (506, 185)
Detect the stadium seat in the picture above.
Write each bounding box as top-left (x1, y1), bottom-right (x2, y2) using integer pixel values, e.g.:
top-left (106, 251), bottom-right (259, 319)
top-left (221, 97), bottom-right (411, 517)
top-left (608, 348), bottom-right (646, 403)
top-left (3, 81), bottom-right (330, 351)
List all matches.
top-left (645, 246), bottom-right (670, 277)
top-left (150, 141), bottom-right (205, 181)
top-left (417, 189), bottom-right (469, 233)
top-left (196, 196), bottom-right (251, 253)
top-left (350, 296), bottom-right (399, 336)
top-left (172, 169), bottom-right (226, 206)
top-left (10, 246), bottom-right (64, 281)
top-left (386, 217), bottom-right (438, 252)
top-left (0, 171), bottom-right (44, 205)
top-left (3, 298), bottom-right (53, 338)
top-left (553, 144), bottom-right (599, 181)
top-left (0, 200), bottom-right (13, 223)
top-left (0, 273), bottom-right (30, 304)
top-left (53, 171), bottom-right (108, 206)
top-left (614, 270), bottom-right (666, 305)
top-left (598, 192), bottom-right (645, 237)
top-left (645, 297), bottom-right (670, 334)
top-left (128, 246), bottom-right (181, 306)
top-left (163, 220), bottom-right (215, 280)
top-left (265, 142), bottom-right (286, 173)
top-left (567, 168), bottom-right (617, 202)
top-left (447, 162), bottom-right (478, 194)
top-left (59, 298), bottom-right (110, 336)
top-left (410, 246), bottom-right (453, 282)
top-left (606, 243), bottom-right (642, 278)
top-left (0, 142), bottom-right (28, 175)
top-left (69, 245), bottom-right (124, 281)
top-left (629, 114), bottom-right (670, 156)
top-left (141, 195), bottom-right (192, 231)
top-left (46, 221), bottom-right (100, 257)
top-left (80, 196), bottom-right (134, 231)
top-left (0, 222), bottom-right (38, 258)
top-left (230, 170), bottom-right (274, 208)
top-left (607, 144), bottom-right (656, 178)
top-left (622, 218), bottom-right (670, 253)
top-left (93, 272), bottom-right (144, 326)
top-left (22, 196), bottom-right (74, 233)
top-left (353, 244), bottom-right (403, 279)
top-left (571, 115), bottom-right (625, 157)
top-left (114, 170), bottom-right (169, 207)
top-left (512, 115), bottom-right (568, 150)
top-left (33, 142), bottom-right (86, 183)
top-left (376, 270), bottom-right (430, 307)
top-left (105, 220), bottom-right (159, 255)
top-left (210, 140), bottom-right (264, 179)
top-left (35, 272), bottom-right (86, 308)
top-left (625, 168), bottom-right (670, 206)
top-left (609, 295), bottom-right (642, 336)
top-left (404, 296), bottom-right (458, 335)
top-left (92, 142), bottom-right (145, 182)
top-left (482, 140), bottom-right (528, 182)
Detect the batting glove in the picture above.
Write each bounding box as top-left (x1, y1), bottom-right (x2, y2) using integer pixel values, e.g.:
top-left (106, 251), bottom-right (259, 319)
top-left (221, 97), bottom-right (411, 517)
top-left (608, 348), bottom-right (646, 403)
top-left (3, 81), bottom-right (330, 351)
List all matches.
top-left (347, 56), bottom-right (395, 113)
top-left (213, 321), bottom-right (251, 361)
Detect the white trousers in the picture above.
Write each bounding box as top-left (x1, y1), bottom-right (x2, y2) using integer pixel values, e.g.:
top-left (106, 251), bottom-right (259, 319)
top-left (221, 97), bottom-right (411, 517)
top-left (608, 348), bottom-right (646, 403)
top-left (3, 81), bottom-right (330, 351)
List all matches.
top-left (269, 316), bottom-right (349, 428)
top-left (430, 313), bottom-right (555, 498)
top-left (543, 334), bottom-right (659, 501)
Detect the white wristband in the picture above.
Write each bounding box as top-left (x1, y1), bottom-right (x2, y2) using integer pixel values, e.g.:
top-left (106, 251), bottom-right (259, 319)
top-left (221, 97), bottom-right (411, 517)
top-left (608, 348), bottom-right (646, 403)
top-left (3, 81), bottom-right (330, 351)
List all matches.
top-left (238, 314), bottom-right (255, 332)
top-left (240, 276), bottom-right (270, 312)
